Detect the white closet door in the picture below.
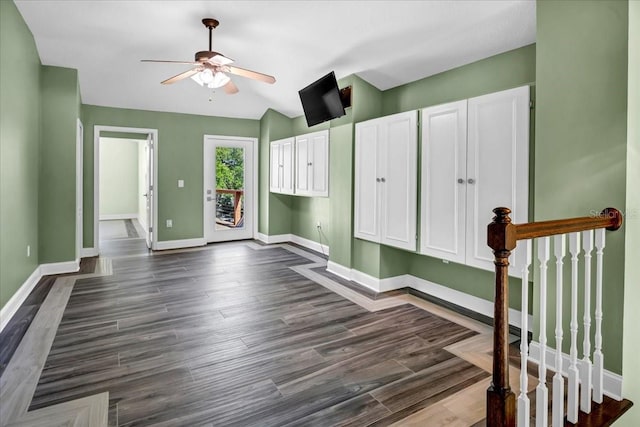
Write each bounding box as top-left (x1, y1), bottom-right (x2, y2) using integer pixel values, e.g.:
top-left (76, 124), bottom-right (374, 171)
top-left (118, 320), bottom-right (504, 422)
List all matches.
top-left (380, 110), bottom-right (417, 251)
top-left (420, 101), bottom-right (467, 262)
top-left (310, 132), bottom-right (329, 196)
top-left (281, 138), bottom-right (295, 194)
top-left (354, 121), bottom-right (381, 242)
top-left (466, 86), bottom-right (529, 272)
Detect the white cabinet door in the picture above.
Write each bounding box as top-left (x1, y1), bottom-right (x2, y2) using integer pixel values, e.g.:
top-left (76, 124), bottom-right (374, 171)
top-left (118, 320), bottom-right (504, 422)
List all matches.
top-left (310, 132), bottom-right (328, 196)
top-left (420, 100), bottom-right (467, 262)
top-left (354, 111), bottom-right (417, 251)
top-left (270, 141), bottom-right (281, 192)
top-left (269, 137), bottom-right (294, 195)
top-left (354, 121), bottom-right (381, 242)
top-left (295, 134), bottom-right (310, 195)
top-left (294, 130), bottom-right (329, 197)
top-left (466, 86), bottom-right (529, 272)
top-left (281, 138), bottom-right (294, 194)
top-left (380, 111), bottom-right (418, 251)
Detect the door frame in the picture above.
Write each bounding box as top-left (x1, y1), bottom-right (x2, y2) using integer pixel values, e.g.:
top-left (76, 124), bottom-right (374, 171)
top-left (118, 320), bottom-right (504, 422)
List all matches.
top-left (202, 135), bottom-right (258, 242)
top-left (76, 119), bottom-right (83, 261)
top-left (93, 125), bottom-right (159, 253)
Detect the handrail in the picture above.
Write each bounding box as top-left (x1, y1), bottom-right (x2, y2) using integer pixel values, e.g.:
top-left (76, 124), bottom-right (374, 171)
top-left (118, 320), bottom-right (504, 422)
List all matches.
top-left (486, 206), bottom-right (623, 427)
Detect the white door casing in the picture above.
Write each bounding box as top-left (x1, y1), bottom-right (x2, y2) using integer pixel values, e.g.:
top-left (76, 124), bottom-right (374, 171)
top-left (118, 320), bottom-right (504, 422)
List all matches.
top-left (76, 119), bottom-right (83, 261)
top-left (145, 134), bottom-right (154, 249)
top-left (203, 135), bottom-right (257, 243)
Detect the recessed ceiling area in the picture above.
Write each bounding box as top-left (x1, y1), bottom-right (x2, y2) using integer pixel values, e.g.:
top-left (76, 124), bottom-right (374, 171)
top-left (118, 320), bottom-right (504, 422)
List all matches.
top-left (14, 0), bottom-right (536, 120)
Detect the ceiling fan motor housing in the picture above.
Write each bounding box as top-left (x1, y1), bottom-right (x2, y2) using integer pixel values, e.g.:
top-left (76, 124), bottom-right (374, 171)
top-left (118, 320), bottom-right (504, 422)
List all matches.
top-left (195, 51), bottom-right (219, 62)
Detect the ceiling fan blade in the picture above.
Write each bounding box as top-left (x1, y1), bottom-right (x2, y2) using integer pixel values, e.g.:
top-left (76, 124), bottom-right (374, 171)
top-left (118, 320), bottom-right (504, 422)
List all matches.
top-left (142, 59), bottom-right (199, 65)
top-left (227, 66), bottom-right (276, 84)
top-left (161, 67), bottom-right (201, 85)
top-left (223, 80), bottom-right (239, 94)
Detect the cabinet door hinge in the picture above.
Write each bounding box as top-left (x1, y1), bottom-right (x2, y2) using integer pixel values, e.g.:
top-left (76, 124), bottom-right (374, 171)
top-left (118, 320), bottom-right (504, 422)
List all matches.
top-left (529, 100), bottom-right (535, 109)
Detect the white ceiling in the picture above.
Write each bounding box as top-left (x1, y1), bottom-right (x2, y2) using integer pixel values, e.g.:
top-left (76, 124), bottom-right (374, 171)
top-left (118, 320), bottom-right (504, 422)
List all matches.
top-left (14, 0), bottom-right (536, 120)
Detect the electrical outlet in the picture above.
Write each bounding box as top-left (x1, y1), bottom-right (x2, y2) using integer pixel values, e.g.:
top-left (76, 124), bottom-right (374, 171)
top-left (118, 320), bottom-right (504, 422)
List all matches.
top-left (27, 245), bottom-right (31, 257)
top-left (166, 219), bottom-right (173, 228)
top-left (316, 221), bottom-right (321, 228)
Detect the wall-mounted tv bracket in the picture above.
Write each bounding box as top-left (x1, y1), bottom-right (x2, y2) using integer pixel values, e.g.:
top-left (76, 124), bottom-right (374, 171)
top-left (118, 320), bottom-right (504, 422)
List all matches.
top-left (339, 86), bottom-right (352, 109)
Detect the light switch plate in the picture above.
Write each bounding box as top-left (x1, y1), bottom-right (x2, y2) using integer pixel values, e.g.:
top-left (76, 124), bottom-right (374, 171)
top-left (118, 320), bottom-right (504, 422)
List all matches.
top-left (178, 180), bottom-right (184, 188)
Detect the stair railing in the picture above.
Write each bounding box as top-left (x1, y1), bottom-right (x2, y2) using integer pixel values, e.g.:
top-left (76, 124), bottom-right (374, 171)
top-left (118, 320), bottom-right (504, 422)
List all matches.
top-left (486, 207), bottom-right (623, 427)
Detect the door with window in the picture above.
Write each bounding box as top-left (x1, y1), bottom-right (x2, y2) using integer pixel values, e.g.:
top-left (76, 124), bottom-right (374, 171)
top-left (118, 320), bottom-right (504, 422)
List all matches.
top-left (204, 136), bottom-right (255, 242)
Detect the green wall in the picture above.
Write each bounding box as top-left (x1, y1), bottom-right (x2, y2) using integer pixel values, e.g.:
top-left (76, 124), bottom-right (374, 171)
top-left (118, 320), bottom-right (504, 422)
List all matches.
top-left (621, 1), bottom-right (640, 422)
top-left (39, 66), bottom-right (80, 264)
top-left (81, 105), bottom-right (259, 246)
top-left (99, 138), bottom-right (139, 217)
top-left (536, 0), bottom-right (628, 374)
top-left (0, 0), bottom-right (41, 308)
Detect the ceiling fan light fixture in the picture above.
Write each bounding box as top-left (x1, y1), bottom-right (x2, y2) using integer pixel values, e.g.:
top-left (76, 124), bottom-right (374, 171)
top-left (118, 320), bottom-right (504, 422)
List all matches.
top-left (191, 69), bottom-right (230, 89)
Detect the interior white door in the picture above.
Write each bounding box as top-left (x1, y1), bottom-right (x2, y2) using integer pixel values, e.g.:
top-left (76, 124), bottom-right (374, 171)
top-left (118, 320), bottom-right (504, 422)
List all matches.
top-left (420, 101), bottom-right (467, 262)
top-left (204, 136), bottom-right (254, 242)
top-left (354, 121), bottom-right (381, 242)
top-left (145, 134), bottom-right (154, 249)
top-left (466, 85), bottom-right (529, 272)
top-left (380, 111), bottom-right (418, 251)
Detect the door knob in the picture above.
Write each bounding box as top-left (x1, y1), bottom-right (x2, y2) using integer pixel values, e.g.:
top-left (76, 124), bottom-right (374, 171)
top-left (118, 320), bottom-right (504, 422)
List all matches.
top-left (380, 177), bottom-right (386, 183)
top-left (457, 179), bottom-right (464, 184)
top-left (376, 178), bottom-right (381, 182)
top-left (467, 178), bottom-right (475, 184)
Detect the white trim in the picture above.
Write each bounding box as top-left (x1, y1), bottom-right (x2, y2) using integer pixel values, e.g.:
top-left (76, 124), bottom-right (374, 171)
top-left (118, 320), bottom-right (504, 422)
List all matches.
top-left (324, 261), bottom-right (530, 330)
top-left (40, 260), bottom-right (80, 276)
top-left (81, 247), bottom-right (98, 258)
top-left (99, 213), bottom-right (138, 221)
top-left (257, 233), bottom-right (291, 244)
top-left (94, 126), bottom-right (159, 254)
top-left (155, 238), bottom-right (206, 251)
top-left (76, 118), bottom-right (83, 263)
top-left (326, 261), bottom-right (352, 281)
top-left (0, 266), bottom-right (41, 332)
top-left (290, 235), bottom-right (330, 256)
top-left (529, 342), bottom-right (623, 400)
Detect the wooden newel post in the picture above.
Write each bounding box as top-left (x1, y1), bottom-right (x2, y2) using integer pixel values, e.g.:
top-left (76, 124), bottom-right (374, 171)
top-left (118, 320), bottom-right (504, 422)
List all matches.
top-left (487, 207), bottom-right (517, 427)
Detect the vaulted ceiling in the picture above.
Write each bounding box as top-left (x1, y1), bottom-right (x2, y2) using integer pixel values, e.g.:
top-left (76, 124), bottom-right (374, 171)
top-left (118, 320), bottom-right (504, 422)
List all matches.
top-left (14, 0), bottom-right (536, 120)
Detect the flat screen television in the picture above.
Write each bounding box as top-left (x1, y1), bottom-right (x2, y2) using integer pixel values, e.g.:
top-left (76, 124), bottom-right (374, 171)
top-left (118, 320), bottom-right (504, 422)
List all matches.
top-left (298, 71), bottom-right (345, 127)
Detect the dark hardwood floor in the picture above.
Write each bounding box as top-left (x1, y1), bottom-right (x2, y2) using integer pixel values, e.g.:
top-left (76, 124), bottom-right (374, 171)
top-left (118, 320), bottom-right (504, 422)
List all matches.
top-left (24, 242), bottom-right (487, 426)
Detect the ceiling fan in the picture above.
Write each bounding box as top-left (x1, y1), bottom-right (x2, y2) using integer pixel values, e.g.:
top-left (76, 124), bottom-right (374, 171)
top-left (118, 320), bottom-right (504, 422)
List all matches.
top-left (142, 18), bottom-right (276, 94)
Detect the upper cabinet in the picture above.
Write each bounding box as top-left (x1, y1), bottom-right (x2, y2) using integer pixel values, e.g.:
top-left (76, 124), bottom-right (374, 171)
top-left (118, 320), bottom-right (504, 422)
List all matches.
top-left (420, 85), bottom-right (530, 273)
top-left (270, 130), bottom-right (329, 197)
top-left (295, 130), bottom-right (329, 197)
top-left (270, 137), bottom-right (294, 195)
top-left (354, 110), bottom-right (418, 251)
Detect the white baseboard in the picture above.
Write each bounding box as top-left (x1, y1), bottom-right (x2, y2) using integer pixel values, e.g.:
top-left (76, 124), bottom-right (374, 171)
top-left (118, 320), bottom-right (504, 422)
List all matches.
top-left (326, 261), bottom-right (352, 281)
top-left (257, 233), bottom-right (291, 244)
top-left (257, 233), bottom-right (329, 256)
top-left (155, 238), bottom-right (206, 251)
top-left (40, 259), bottom-right (80, 276)
top-left (326, 261), bottom-right (530, 330)
top-left (529, 342), bottom-right (622, 400)
top-left (290, 235), bottom-right (329, 256)
top-left (99, 213), bottom-right (137, 220)
top-left (1, 259), bottom-right (80, 333)
top-left (0, 266), bottom-right (41, 333)
top-left (81, 247), bottom-right (98, 258)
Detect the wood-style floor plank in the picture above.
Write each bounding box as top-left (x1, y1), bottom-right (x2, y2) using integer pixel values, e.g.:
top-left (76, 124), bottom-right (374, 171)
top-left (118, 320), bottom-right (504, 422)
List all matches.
top-left (6, 241), bottom-right (491, 426)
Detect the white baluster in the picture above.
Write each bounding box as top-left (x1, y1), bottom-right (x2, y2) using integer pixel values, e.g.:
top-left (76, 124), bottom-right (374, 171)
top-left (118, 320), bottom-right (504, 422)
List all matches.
top-left (567, 232), bottom-right (581, 423)
top-left (552, 234), bottom-right (566, 427)
top-left (536, 237), bottom-right (550, 427)
top-left (593, 228), bottom-right (606, 403)
top-left (581, 229), bottom-right (594, 412)
top-left (518, 240), bottom-right (532, 427)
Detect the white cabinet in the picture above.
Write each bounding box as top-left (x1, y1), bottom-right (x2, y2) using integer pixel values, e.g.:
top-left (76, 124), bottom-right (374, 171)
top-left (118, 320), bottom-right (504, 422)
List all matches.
top-left (269, 137), bottom-right (294, 195)
top-left (420, 85), bottom-right (529, 273)
top-left (354, 110), bottom-right (418, 251)
top-left (294, 130), bottom-right (329, 197)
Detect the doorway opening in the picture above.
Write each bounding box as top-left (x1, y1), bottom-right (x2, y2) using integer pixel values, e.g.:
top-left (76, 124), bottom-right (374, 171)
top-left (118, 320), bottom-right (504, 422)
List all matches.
top-left (94, 126), bottom-right (158, 256)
